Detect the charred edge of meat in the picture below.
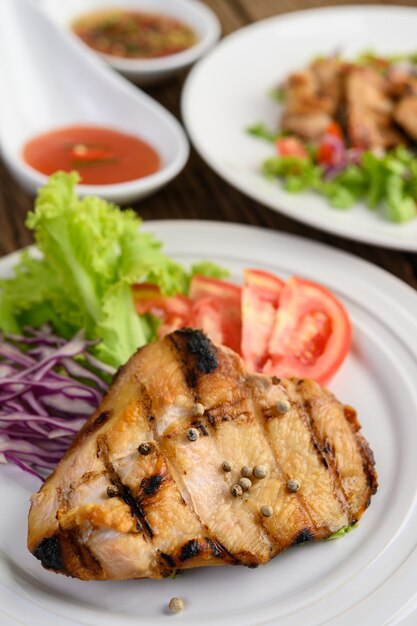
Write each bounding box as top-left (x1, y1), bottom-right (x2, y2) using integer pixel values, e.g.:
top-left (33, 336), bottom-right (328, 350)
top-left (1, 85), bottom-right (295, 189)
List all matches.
top-left (65, 529), bottom-right (104, 578)
top-left (293, 528), bottom-right (314, 545)
top-left (344, 405), bottom-right (360, 432)
top-left (344, 407), bottom-right (378, 496)
top-left (160, 551), bottom-right (176, 568)
top-left (356, 434), bottom-right (378, 496)
top-left (179, 539), bottom-right (200, 562)
top-left (80, 410), bottom-right (113, 439)
top-left (95, 411), bottom-right (111, 426)
top-left (172, 329), bottom-right (218, 386)
top-left (192, 420), bottom-right (209, 436)
top-left (33, 535), bottom-right (64, 571)
top-left (141, 474), bottom-right (163, 496)
top-left (206, 538), bottom-right (237, 562)
top-left (161, 569), bottom-right (173, 578)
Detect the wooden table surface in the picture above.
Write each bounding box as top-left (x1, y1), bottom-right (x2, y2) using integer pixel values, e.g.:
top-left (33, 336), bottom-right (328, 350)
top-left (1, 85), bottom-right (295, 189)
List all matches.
top-left (1, 0), bottom-right (417, 291)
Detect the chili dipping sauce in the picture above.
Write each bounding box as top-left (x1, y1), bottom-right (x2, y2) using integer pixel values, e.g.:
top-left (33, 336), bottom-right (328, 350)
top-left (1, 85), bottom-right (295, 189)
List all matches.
top-left (23, 126), bottom-right (160, 185)
top-left (72, 10), bottom-right (198, 59)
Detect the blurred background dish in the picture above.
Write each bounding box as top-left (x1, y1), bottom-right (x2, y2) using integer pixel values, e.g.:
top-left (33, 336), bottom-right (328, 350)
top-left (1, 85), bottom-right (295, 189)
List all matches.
top-left (0, 0), bottom-right (189, 203)
top-left (40, 0), bottom-right (221, 85)
top-left (182, 5), bottom-right (417, 251)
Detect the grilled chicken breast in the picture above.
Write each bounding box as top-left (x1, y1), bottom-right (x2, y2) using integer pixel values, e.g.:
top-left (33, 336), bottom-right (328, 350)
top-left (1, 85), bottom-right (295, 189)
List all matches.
top-left (346, 67), bottom-right (403, 150)
top-left (28, 329), bottom-right (377, 580)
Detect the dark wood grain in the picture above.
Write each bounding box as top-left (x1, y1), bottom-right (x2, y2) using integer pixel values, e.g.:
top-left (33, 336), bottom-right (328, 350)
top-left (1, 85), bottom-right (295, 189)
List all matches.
top-left (0, 0), bottom-right (416, 291)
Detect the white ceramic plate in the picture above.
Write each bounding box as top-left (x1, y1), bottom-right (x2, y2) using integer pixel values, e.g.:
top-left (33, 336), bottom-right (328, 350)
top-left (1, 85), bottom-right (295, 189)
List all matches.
top-left (1, 220), bottom-right (417, 625)
top-left (182, 6), bottom-right (417, 251)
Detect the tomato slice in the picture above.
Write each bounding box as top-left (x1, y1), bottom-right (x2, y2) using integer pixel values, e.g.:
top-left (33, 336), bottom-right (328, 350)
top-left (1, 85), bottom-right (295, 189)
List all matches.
top-left (132, 283), bottom-right (191, 336)
top-left (241, 269), bottom-right (285, 371)
top-left (189, 275), bottom-right (241, 302)
top-left (263, 276), bottom-right (351, 384)
top-left (190, 297), bottom-right (225, 346)
top-left (317, 122), bottom-right (345, 167)
top-left (276, 137), bottom-right (308, 158)
top-left (325, 122), bottom-right (344, 140)
top-left (189, 276), bottom-right (242, 353)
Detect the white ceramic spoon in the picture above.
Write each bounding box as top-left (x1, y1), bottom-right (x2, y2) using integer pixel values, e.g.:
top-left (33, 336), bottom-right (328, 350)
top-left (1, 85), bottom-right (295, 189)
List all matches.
top-left (0, 0), bottom-right (189, 204)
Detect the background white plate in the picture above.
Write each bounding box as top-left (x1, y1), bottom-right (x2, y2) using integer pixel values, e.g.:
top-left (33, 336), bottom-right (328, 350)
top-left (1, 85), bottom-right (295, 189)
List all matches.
top-left (182, 6), bottom-right (417, 251)
top-left (1, 220), bottom-right (417, 625)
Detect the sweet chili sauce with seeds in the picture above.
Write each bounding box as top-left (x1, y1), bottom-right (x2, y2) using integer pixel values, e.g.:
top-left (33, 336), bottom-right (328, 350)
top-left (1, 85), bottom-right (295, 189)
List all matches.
top-left (23, 126), bottom-right (160, 185)
top-left (72, 10), bottom-right (197, 59)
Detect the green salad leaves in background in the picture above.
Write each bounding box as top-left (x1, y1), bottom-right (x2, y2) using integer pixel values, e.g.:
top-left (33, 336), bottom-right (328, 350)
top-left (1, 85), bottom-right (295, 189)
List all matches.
top-left (253, 127), bottom-right (417, 223)
top-left (0, 172), bottom-right (227, 367)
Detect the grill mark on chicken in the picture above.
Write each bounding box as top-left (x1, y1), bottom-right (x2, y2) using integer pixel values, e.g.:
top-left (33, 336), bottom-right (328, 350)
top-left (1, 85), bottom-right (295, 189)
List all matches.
top-left (162, 347), bottom-right (275, 564)
top-left (141, 375), bottom-right (230, 565)
top-left (255, 399), bottom-right (321, 543)
top-left (206, 538), bottom-right (236, 561)
top-left (191, 419), bottom-right (209, 436)
top-left (159, 537), bottom-right (237, 571)
top-left (260, 380), bottom-right (349, 535)
top-left (300, 398), bottom-right (353, 523)
top-left (97, 437), bottom-right (155, 539)
top-left (179, 538), bottom-right (200, 561)
top-left (141, 474), bottom-right (164, 496)
top-left (293, 529), bottom-right (314, 545)
top-left (65, 529), bottom-right (105, 578)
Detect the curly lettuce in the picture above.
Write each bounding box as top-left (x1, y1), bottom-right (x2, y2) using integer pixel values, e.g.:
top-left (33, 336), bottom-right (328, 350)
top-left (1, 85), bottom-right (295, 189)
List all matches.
top-left (0, 172), bottom-right (227, 367)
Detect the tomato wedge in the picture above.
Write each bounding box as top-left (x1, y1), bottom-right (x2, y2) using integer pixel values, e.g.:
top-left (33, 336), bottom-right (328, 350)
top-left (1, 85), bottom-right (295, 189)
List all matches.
top-left (191, 297), bottom-right (225, 347)
top-left (189, 276), bottom-right (242, 353)
top-left (241, 269), bottom-right (284, 371)
top-left (276, 137), bottom-right (308, 158)
top-left (317, 122), bottom-right (345, 167)
top-left (189, 275), bottom-right (241, 302)
top-left (132, 283), bottom-right (191, 336)
top-left (263, 277), bottom-right (351, 384)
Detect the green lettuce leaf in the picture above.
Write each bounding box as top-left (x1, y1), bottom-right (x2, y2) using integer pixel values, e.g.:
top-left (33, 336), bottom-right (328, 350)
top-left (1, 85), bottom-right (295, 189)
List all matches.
top-left (324, 523), bottom-right (358, 541)
top-left (0, 172), bottom-right (226, 367)
top-left (260, 145), bottom-right (417, 223)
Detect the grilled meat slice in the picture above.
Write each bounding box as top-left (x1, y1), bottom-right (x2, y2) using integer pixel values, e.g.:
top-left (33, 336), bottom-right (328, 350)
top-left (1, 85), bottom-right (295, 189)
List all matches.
top-left (281, 59), bottom-right (345, 140)
top-left (346, 66), bottom-right (403, 149)
top-left (310, 58), bottom-right (345, 112)
top-left (28, 330), bottom-right (377, 580)
top-left (394, 96), bottom-right (417, 141)
top-left (281, 111), bottom-right (332, 142)
top-left (281, 70), bottom-right (333, 140)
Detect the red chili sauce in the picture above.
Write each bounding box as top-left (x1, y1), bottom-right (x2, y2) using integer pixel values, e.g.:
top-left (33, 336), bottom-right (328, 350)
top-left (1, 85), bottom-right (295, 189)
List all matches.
top-left (23, 126), bottom-right (160, 185)
top-left (72, 10), bottom-right (197, 59)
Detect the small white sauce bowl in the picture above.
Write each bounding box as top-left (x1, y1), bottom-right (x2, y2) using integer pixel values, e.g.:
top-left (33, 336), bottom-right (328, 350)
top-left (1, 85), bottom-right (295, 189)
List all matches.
top-left (40, 0), bottom-right (221, 85)
top-left (0, 0), bottom-right (189, 204)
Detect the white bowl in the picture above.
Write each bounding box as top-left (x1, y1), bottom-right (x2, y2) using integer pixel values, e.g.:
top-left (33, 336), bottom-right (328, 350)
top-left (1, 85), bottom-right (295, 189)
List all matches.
top-left (40, 0), bottom-right (221, 85)
top-left (0, 0), bottom-right (189, 204)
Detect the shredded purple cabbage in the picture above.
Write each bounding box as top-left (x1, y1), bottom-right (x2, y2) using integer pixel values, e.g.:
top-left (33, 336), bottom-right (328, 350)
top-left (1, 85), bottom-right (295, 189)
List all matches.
top-left (0, 326), bottom-right (114, 480)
